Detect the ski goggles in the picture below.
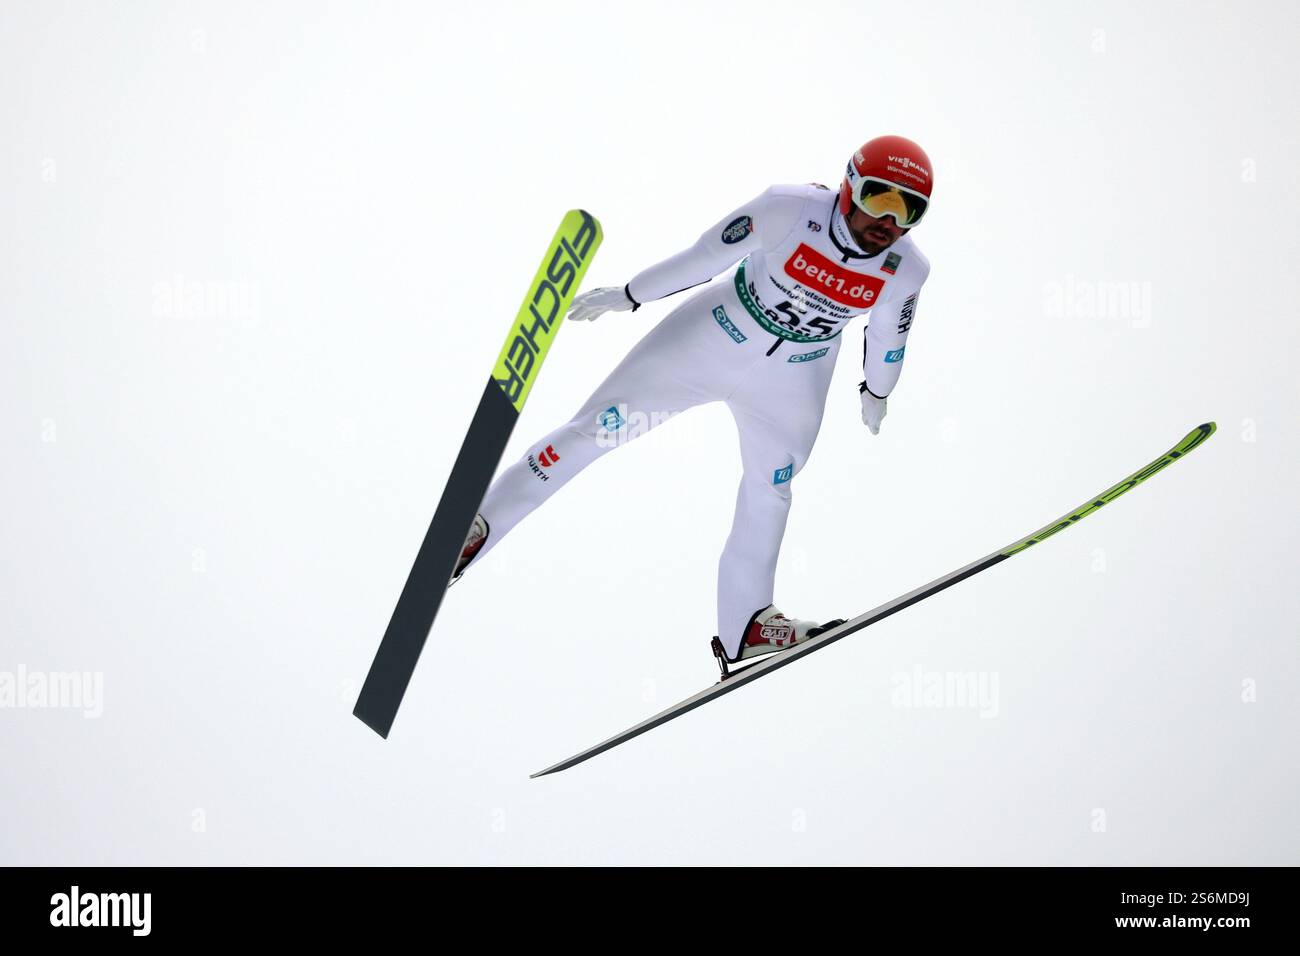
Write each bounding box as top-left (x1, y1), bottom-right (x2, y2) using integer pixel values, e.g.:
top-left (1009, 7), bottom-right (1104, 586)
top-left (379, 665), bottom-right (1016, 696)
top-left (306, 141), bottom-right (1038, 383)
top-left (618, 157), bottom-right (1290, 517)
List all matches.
top-left (850, 176), bottom-right (930, 227)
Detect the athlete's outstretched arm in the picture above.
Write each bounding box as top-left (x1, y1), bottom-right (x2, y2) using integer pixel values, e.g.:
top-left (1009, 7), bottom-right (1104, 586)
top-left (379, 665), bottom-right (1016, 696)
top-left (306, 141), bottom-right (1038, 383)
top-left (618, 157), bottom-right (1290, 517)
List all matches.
top-left (625, 187), bottom-right (801, 306)
top-left (567, 187), bottom-right (804, 323)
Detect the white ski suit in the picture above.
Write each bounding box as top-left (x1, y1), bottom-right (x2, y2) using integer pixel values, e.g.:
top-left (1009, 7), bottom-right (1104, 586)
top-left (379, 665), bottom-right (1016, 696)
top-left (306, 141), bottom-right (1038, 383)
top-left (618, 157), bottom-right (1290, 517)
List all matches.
top-left (473, 183), bottom-right (929, 657)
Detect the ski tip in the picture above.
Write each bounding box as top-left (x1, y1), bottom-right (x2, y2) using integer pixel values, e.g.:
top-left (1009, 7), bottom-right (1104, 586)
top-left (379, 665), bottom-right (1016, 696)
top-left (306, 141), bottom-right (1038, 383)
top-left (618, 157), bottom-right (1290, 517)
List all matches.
top-left (563, 208), bottom-right (603, 235)
top-left (1184, 422), bottom-right (1217, 450)
top-left (1169, 422), bottom-right (1216, 458)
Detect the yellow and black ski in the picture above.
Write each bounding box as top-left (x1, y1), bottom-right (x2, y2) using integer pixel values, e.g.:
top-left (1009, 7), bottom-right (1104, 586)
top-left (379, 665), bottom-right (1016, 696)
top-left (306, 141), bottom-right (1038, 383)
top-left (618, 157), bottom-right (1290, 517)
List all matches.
top-left (355, 210), bottom-right (602, 738)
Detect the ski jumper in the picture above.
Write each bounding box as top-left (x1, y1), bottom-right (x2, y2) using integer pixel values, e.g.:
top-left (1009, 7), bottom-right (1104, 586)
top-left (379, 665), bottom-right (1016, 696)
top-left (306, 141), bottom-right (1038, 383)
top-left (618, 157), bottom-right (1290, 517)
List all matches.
top-left (471, 183), bottom-right (929, 657)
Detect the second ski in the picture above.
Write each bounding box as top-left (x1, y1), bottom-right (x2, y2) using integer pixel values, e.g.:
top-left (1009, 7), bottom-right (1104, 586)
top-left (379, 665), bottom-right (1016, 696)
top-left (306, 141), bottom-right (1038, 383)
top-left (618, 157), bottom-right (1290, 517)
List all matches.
top-left (531, 422), bottom-right (1216, 777)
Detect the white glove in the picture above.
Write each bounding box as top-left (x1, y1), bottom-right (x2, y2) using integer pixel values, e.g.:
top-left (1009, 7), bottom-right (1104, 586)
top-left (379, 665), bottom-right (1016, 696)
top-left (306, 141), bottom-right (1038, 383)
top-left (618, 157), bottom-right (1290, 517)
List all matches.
top-left (859, 385), bottom-right (887, 435)
top-left (567, 286), bottom-right (637, 322)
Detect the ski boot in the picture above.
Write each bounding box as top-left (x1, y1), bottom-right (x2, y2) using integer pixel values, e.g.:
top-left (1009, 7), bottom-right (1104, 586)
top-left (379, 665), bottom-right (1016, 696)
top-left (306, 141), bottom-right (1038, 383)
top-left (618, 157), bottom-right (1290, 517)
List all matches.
top-left (710, 604), bottom-right (846, 680)
top-left (450, 514), bottom-right (489, 585)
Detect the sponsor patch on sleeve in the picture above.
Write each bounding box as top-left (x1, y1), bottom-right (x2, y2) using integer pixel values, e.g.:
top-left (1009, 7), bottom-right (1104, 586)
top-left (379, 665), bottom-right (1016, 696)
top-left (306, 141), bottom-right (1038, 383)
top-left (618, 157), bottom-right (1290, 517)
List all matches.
top-left (896, 293), bottom-right (917, 333)
top-left (721, 215), bottom-right (754, 244)
top-left (598, 406), bottom-right (625, 431)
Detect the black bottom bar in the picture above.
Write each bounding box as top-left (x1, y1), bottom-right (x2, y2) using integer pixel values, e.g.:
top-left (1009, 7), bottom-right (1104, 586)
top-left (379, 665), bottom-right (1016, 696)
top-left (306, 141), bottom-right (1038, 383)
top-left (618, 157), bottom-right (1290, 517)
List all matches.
top-left (2, 866), bottom-right (1284, 942)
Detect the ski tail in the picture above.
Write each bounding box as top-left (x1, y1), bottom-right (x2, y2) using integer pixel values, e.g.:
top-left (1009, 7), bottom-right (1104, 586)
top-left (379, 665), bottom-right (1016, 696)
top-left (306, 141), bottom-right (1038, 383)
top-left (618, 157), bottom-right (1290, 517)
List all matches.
top-left (530, 422), bottom-right (1216, 776)
top-left (355, 210), bottom-right (603, 738)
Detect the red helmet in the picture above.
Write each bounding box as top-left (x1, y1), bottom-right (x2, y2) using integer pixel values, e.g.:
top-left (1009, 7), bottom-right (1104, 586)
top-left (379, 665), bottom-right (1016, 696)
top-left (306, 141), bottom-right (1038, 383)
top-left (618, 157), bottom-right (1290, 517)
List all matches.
top-left (838, 135), bottom-right (934, 227)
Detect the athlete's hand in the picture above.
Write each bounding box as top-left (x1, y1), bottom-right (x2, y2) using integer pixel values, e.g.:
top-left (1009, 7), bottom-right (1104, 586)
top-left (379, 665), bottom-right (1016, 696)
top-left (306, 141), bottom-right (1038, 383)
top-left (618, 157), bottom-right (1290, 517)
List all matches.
top-left (859, 385), bottom-right (887, 436)
top-left (567, 286), bottom-right (637, 322)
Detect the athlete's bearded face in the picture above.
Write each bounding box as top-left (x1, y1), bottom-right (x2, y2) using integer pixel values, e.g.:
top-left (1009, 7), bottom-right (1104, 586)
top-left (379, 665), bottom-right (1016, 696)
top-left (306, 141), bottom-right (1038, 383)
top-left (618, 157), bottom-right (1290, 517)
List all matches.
top-left (845, 206), bottom-right (908, 254)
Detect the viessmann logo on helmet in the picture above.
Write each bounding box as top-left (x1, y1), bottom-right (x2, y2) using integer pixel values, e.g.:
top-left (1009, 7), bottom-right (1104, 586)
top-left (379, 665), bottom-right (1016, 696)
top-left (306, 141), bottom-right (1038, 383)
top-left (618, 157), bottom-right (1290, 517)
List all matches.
top-left (886, 154), bottom-right (930, 180)
top-left (784, 243), bottom-right (885, 308)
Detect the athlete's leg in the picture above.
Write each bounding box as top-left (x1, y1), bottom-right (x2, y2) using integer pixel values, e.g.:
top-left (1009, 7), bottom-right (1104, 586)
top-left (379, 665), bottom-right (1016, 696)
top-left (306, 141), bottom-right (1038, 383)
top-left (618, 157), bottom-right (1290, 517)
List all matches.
top-left (469, 290), bottom-right (740, 568)
top-left (716, 342), bottom-right (839, 658)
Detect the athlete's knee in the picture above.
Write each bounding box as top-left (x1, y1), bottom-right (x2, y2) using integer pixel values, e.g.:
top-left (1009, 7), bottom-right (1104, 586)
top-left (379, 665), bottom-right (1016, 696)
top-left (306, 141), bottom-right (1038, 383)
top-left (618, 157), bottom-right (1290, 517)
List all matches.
top-left (740, 466), bottom-right (795, 505)
top-left (751, 454), bottom-right (807, 502)
top-left (565, 402), bottom-right (620, 444)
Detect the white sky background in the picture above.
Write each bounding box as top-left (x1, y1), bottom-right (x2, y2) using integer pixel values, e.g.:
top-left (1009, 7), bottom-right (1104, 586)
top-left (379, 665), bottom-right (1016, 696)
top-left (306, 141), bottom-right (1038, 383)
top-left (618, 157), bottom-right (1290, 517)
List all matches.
top-left (1, 0), bottom-right (1296, 864)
